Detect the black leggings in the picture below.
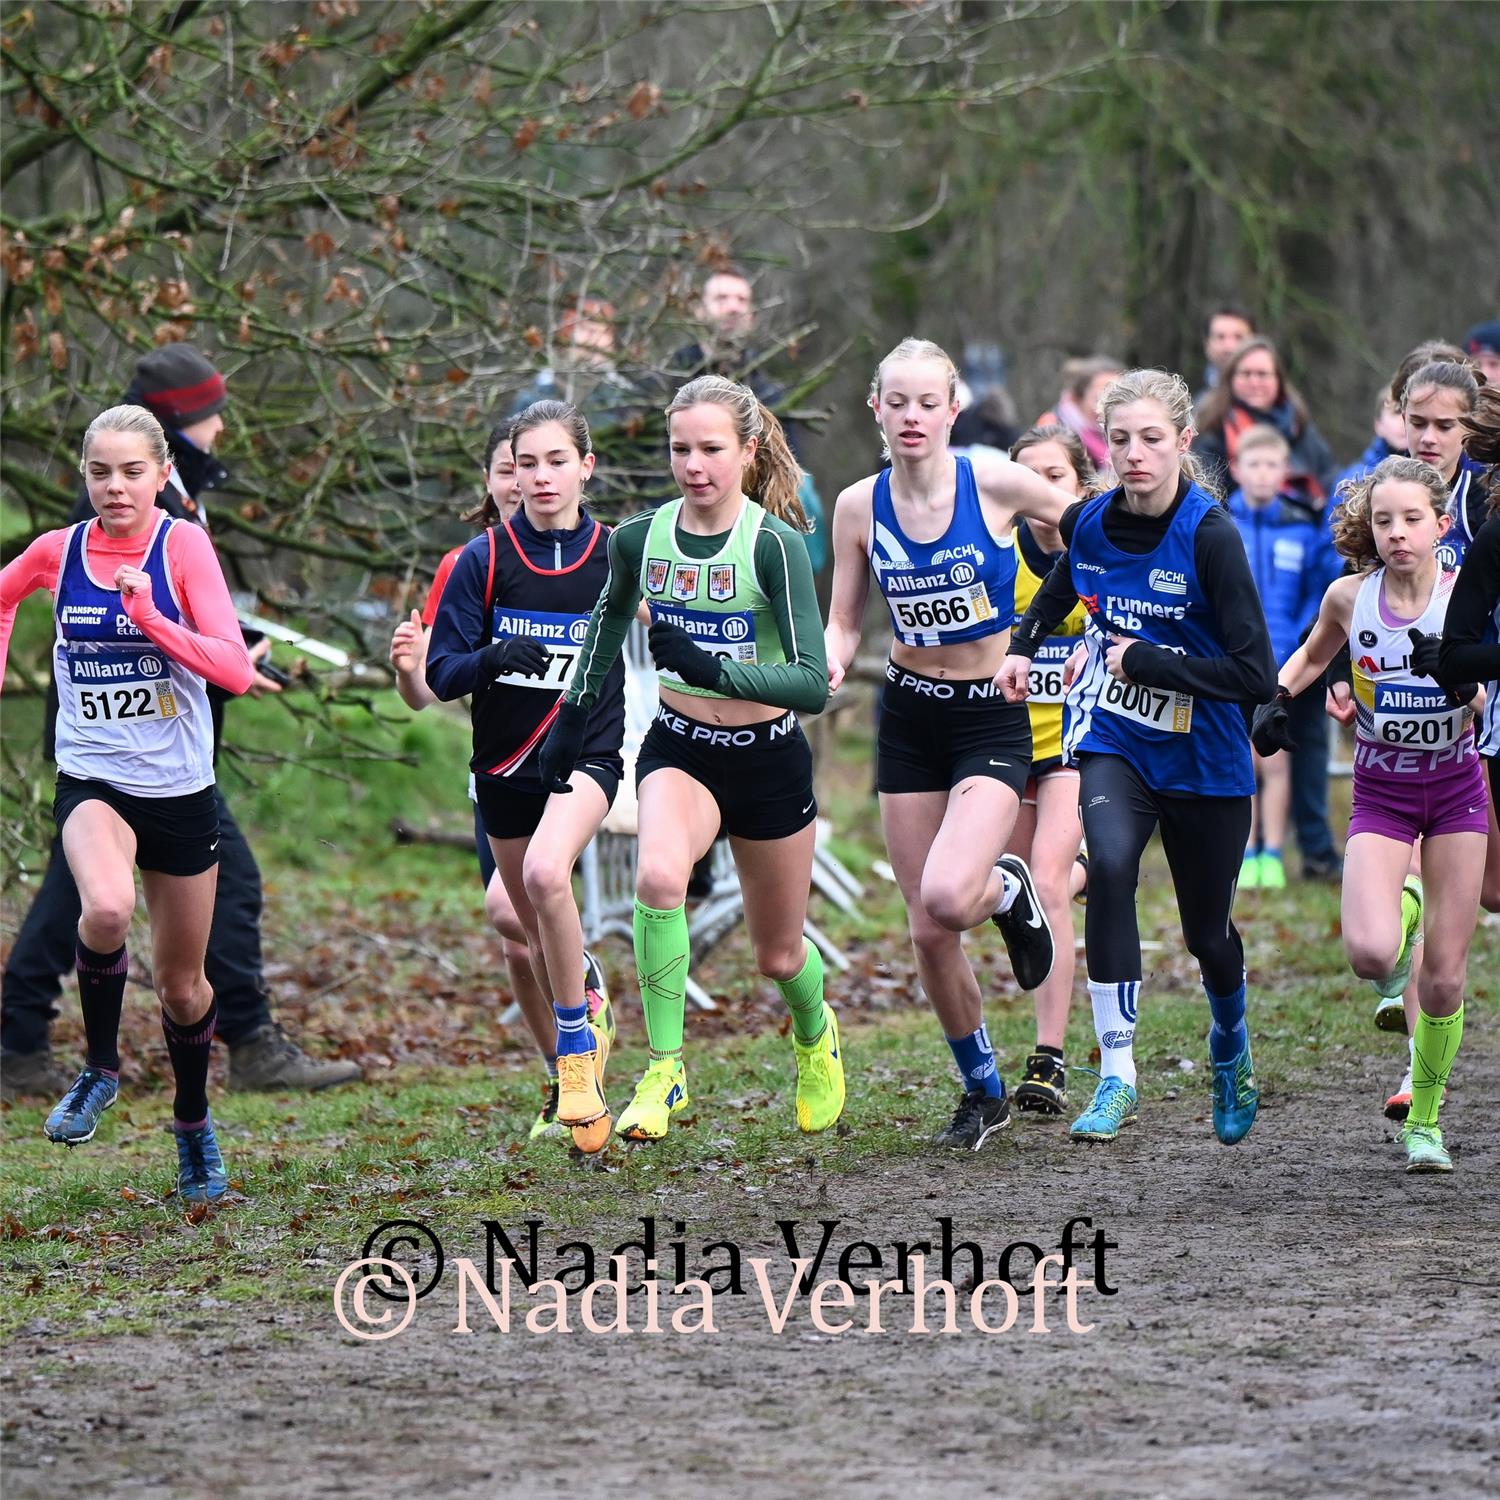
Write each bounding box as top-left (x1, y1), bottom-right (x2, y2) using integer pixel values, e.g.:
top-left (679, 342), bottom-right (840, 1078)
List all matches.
top-left (1079, 752), bottom-right (1250, 992)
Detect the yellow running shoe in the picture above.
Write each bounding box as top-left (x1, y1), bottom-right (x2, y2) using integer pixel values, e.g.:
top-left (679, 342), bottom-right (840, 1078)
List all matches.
top-left (557, 1027), bottom-right (610, 1155)
top-left (615, 1057), bottom-right (688, 1141)
top-left (1373, 876), bottom-right (1423, 1004)
top-left (793, 1003), bottom-right (846, 1133)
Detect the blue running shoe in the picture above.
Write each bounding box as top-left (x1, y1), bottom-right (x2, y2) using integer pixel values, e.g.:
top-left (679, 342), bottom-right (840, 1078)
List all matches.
top-left (174, 1113), bottom-right (229, 1203)
top-left (1069, 1076), bottom-right (1138, 1142)
top-left (1211, 1040), bottom-right (1259, 1144)
top-left (44, 1068), bottom-right (118, 1145)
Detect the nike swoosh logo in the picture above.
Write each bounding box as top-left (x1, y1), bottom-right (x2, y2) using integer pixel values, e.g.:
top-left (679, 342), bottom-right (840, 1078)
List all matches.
top-left (209, 839), bottom-right (219, 850)
top-left (801, 801), bottom-right (815, 814)
top-left (989, 759), bottom-right (1010, 768)
top-left (1024, 905), bottom-right (1043, 929)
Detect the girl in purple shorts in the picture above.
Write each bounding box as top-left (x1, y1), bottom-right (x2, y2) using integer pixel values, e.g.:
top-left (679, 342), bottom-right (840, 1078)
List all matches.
top-left (1252, 456), bottom-right (1487, 1175)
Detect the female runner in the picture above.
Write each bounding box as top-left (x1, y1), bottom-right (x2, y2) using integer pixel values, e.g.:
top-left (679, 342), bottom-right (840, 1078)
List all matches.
top-left (425, 402), bottom-right (626, 1152)
top-left (389, 421), bottom-right (612, 1142)
top-left (999, 369), bottom-right (1277, 1147)
top-left (1004, 424), bottom-right (1095, 1115)
top-left (537, 375), bottom-right (842, 1142)
top-left (825, 339), bottom-right (1079, 1153)
top-left (1253, 457), bottom-right (1487, 1172)
top-left (0, 406), bottom-right (254, 1200)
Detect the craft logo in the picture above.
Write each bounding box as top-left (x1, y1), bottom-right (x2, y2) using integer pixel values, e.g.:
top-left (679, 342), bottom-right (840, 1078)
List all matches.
top-left (949, 561), bottom-right (977, 586)
top-left (672, 564), bottom-right (700, 600)
top-left (645, 558), bottom-right (669, 593)
top-left (708, 565), bottom-right (735, 601)
top-left (1147, 568), bottom-right (1189, 596)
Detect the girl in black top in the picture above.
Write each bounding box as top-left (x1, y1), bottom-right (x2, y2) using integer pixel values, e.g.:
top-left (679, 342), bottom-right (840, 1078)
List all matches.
top-left (426, 401), bottom-right (626, 1153)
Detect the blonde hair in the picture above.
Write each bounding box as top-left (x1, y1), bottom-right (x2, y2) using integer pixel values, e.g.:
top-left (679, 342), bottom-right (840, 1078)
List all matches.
top-left (1233, 423), bottom-right (1291, 461)
top-left (868, 337), bottom-right (959, 404)
top-left (1098, 368), bottom-right (1221, 499)
top-left (80, 404), bottom-right (169, 471)
top-left (665, 375), bottom-right (808, 531)
top-left (1331, 456), bottom-right (1448, 572)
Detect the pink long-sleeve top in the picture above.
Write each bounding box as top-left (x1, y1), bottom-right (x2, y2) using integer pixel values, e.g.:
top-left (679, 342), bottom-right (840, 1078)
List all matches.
top-left (0, 518), bottom-right (254, 694)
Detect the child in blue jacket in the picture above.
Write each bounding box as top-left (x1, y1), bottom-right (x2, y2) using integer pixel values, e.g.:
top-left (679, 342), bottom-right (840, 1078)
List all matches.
top-left (1229, 425), bottom-right (1342, 889)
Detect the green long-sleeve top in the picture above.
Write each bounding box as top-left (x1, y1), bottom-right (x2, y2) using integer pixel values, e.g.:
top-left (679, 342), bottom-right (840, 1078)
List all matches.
top-left (565, 502), bottom-right (829, 715)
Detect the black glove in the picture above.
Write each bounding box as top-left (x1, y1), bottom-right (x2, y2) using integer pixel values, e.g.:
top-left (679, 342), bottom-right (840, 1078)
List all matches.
top-left (536, 701), bottom-right (587, 794)
top-left (1406, 627), bottom-right (1441, 680)
top-left (1250, 687), bottom-right (1296, 756)
top-left (480, 635), bottom-right (551, 681)
top-left (648, 618), bottom-right (724, 691)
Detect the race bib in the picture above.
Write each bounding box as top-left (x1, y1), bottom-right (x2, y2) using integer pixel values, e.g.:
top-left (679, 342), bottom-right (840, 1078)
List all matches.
top-left (1027, 638), bottom-right (1080, 705)
top-left (649, 603), bottom-right (757, 683)
top-left (1100, 674), bottom-right (1193, 733)
top-left (67, 647), bottom-right (177, 723)
top-left (491, 608), bottom-right (589, 691)
top-left (888, 583), bottom-right (994, 637)
top-left (1372, 682), bottom-right (1465, 750)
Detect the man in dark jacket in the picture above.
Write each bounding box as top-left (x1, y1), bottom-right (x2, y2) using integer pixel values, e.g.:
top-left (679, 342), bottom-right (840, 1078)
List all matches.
top-left (1, 345), bottom-right (362, 1099)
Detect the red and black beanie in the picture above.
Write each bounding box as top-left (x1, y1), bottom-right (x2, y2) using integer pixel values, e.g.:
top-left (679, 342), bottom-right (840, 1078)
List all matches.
top-left (123, 343), bottom-right (227, 428)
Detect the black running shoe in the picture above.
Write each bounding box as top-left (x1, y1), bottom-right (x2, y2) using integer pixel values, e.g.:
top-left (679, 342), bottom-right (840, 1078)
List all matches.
top-left (990, 854), bottom-right (1055, 991)
top-left (1014, 1051), bottom-right (1068, 1115)
top-left (933, 1089), bottom-right (1011, 1151)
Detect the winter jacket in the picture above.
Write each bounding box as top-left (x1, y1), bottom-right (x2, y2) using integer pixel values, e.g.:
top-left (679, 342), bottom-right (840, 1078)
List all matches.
top-left (1228, 488), bottom-right (1341, 667)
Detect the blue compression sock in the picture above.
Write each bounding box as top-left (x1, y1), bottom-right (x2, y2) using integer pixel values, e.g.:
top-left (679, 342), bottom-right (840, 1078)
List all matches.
top-left (947, 1024), bottom-right (1003, 1099)
top-left (1205, 978), bottom-right (1248, 1064)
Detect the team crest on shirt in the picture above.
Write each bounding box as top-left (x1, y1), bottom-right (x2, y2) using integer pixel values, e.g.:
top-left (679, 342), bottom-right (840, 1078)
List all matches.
top-left (708, 564), bottom-right (735, 601)
top-left (645, 558), bottom-right (669, 594)
top-left (671, 564), bottom-right (700, 601)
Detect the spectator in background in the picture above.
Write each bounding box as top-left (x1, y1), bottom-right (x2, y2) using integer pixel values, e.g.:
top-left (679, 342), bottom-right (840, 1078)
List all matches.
top-left (1198, 304), bottom-right (1258, 399)
top-left (1036, 355), bottom-right (1121, 470)
top-left (667, 266), bottom-right (826, 569)
top-left (1227, 425), bottom-right (1341, 888)
top-left (950, 385), bottom-right (1021, 461)
top-left (1194, 337), bottom-right (1335, 505)
top-left (1463, 319), bottom-right (1500, 388)
top-left (1330, 386), bottom-right (1411, 502)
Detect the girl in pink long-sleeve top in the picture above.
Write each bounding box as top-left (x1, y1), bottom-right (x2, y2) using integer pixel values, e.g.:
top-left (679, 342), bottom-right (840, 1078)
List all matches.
top-left (0, 404), bottom-right (252, 1203)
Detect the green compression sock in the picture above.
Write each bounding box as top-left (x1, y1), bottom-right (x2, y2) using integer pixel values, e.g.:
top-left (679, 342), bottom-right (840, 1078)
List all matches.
top-left (634, 900), bottom-right (689, 1057)
top-left (775, 942), bottom-right (826, 1045)
top-left (1409, 1005), bottom-right (1463, 1129)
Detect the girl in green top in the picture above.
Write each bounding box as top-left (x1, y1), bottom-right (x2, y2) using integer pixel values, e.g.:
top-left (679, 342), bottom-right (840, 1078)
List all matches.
top-left (538, 375), bottom-right (843, 1142)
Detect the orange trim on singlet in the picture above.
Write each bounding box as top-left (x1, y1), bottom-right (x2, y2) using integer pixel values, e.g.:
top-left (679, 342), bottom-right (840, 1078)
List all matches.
top-left (503, 515), bottom-right (604, 576)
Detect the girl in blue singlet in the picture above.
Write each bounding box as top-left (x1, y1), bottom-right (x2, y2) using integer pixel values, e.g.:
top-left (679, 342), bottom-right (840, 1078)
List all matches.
top-left (825, 338), bottom-right (1077, 1153)
top-left (1001, 369), bottom-right (1277, 1149)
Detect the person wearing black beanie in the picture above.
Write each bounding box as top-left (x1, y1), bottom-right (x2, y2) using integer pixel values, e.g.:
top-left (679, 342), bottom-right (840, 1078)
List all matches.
top-left (1, 346), bottom-right (363, 1099)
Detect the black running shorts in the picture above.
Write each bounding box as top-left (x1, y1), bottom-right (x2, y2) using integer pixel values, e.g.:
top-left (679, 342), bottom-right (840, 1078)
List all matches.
top-left (53, 774), bottom-right (220, 877)
top-left (636, 704), bottom-right (816, 841)
top-left (877, 660), bottom-right (1032, 799)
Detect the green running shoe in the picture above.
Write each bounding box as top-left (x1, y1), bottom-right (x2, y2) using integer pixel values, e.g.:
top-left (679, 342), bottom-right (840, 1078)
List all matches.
top-left (1257, 852), bottom-right (1286, 890)
top-left (1238, 853), bottom-right (1260, 891)
top-left (1373, 876), bottom-right (1423, 1003)
top-left (528, 1077), bottom-right (562, 1142)
top-left (793, 1004), bottom-right (845, 1133)
top-left (1402, 1122), bottom-right (1453, 1174)
top-left (615, 1057), bottom-right (688, 1142)
top-left (1069, 1076), bottom-right (1139, 1142)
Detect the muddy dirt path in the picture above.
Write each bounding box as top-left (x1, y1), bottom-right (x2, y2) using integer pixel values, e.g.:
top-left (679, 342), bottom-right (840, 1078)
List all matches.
top-left (5, 1041), bottom-right (1499, 1500)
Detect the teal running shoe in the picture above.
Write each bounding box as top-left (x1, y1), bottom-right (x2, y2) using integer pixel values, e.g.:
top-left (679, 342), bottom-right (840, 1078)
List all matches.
top-left (1402, 1122), bottom-right (1453, 1174)
top-left (44, 1067), bottom-right (118, 1145)
top-left (1211, 1040), bottom-right (1259, 1144)
top-left (174, 1113), bottom-right (230, 1203)
top-left (1069, 1076), bottom-right (1138, 1142)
